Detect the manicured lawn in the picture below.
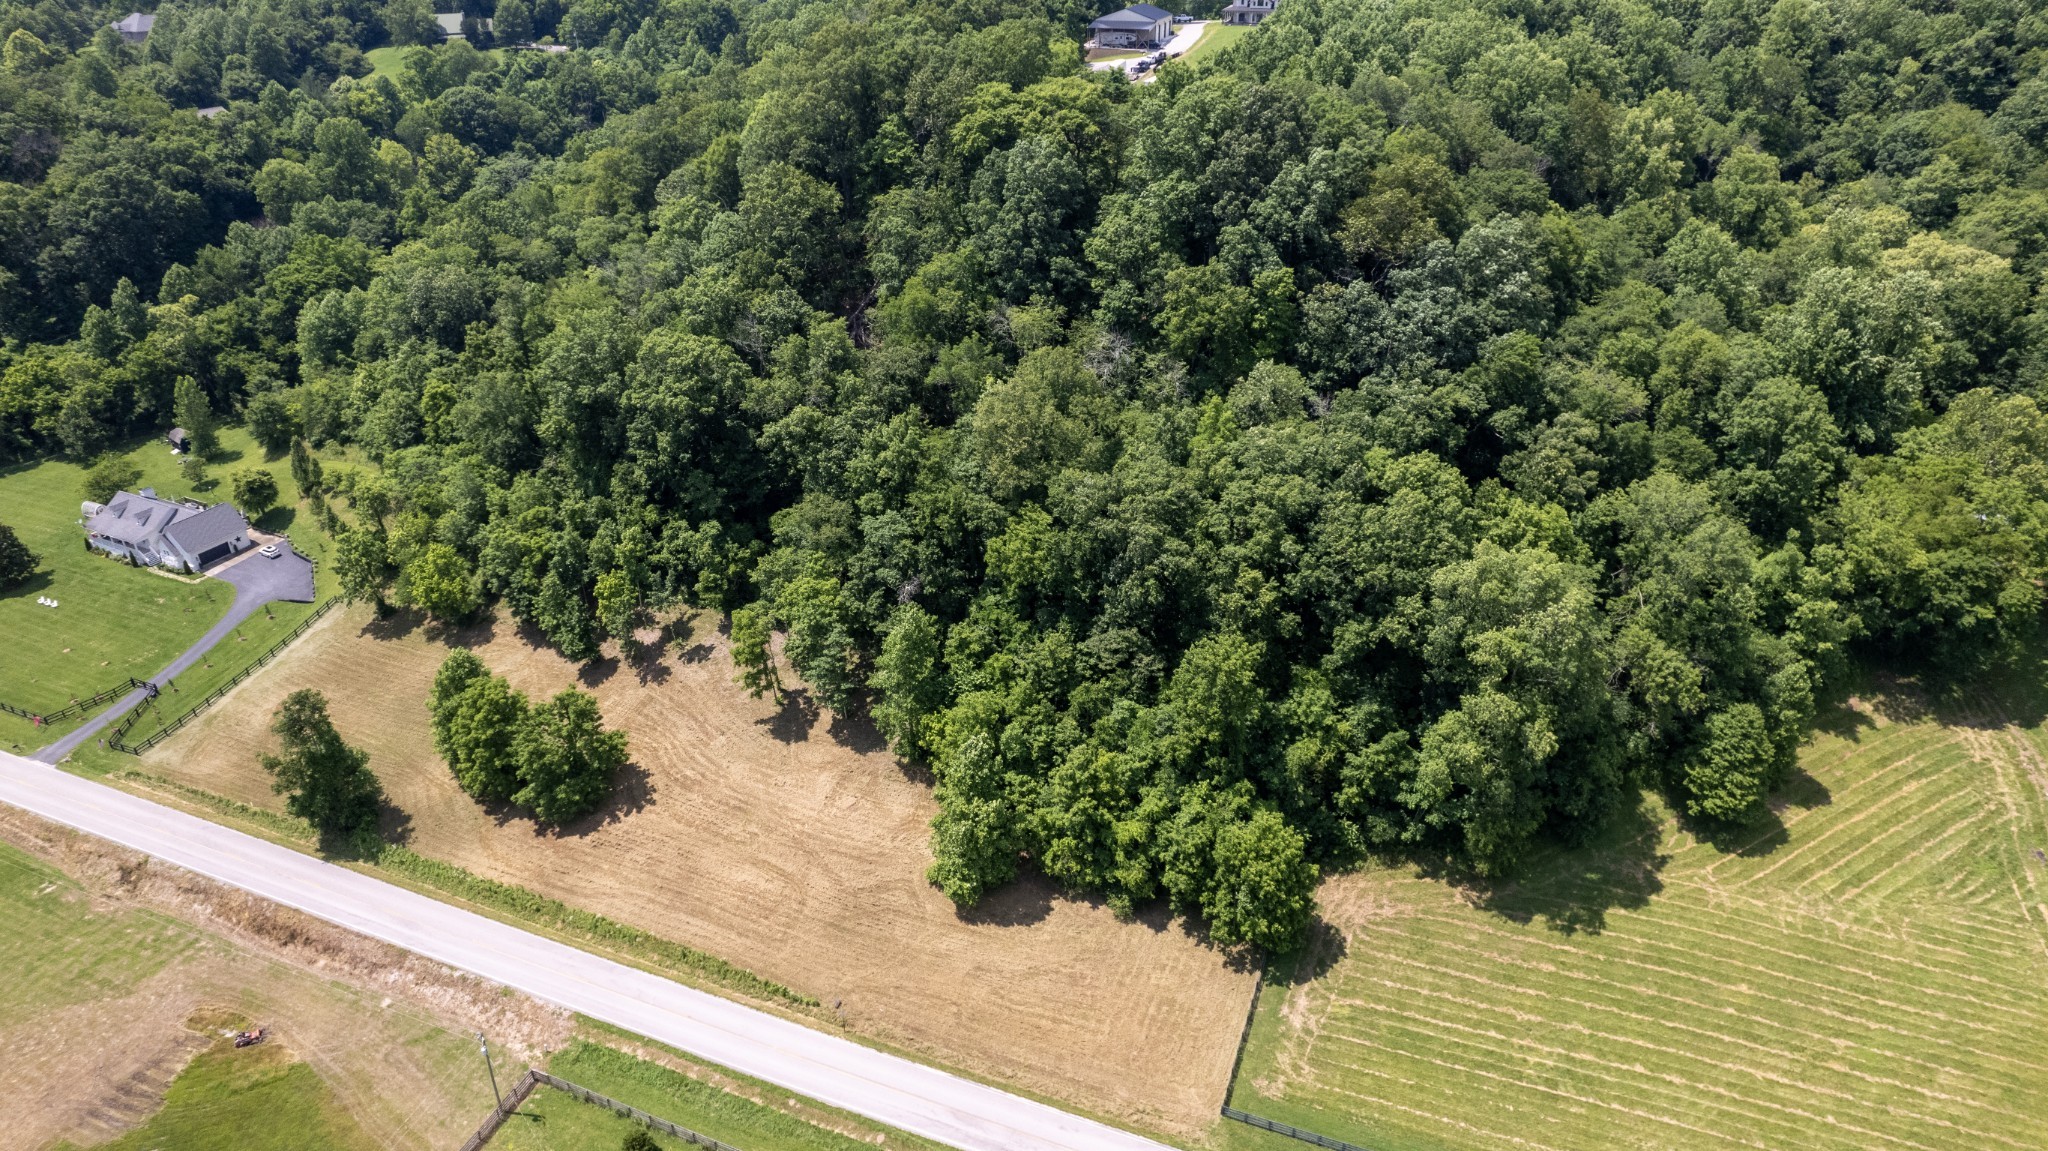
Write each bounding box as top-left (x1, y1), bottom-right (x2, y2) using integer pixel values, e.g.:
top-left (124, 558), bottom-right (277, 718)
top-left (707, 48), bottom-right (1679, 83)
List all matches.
top-left (1179, 22), bottom-right (1249, 65)
top-left (1, 426), bottom-right (347, 753)
top-left (1227, 690), bottom-right (2048, 1151)
top-left (366, 43), bottom-right (508, 79)
top-left (0, 446), bottom-right (230, 748)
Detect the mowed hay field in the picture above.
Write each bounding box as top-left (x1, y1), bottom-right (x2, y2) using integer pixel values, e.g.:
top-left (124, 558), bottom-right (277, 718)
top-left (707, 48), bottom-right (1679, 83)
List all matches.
top-left (144, 604), bottom-right (1258, 1135)
top-left (1230, 692), bottom-right (2048, 1151)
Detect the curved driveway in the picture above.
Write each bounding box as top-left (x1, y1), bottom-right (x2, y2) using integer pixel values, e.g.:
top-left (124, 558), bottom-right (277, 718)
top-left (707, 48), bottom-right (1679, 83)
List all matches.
top-left (35, 546), bottom-right (315, 763)
top-left (0, 751), bottom-right (1175, 1151)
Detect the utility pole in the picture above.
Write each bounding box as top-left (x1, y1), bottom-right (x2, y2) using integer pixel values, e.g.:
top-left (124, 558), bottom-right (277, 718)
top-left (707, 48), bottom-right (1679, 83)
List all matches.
top-left (477, 1031), bottom-right (502, 1111)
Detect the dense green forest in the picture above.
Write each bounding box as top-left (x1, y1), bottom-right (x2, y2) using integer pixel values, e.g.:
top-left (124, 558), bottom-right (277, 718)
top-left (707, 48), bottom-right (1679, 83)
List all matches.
top-left (5, 0), bottom-right (2047, 949)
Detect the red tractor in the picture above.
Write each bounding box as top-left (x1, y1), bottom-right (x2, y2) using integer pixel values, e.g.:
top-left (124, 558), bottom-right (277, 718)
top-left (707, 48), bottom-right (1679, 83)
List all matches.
top-left (233, 1027), bottom-right (266, 1049)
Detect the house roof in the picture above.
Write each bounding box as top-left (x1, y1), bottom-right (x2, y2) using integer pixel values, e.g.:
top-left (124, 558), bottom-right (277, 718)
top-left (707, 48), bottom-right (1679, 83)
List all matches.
top-left (434, 12), bottom-right (465, 35)
top-left (112, 12), bottom-right (155, 33)
top-left (1129, 4), bottom-right (1173, 19)
top-left (85, 490), bottom-right (193, 548)
top-left (194, 106), bottom-right (226, 119)
top-left (162, 502), bottom-right (250, 559)
top-left (1092, 7), bottom-right (1169, 28)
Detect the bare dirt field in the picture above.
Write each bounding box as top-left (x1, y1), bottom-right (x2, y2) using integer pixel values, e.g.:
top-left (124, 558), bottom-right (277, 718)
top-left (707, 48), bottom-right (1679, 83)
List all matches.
top-left (144, 604), bottom-right (1259, 1137)
top-left (0, 803), bottom-right (567, 1151)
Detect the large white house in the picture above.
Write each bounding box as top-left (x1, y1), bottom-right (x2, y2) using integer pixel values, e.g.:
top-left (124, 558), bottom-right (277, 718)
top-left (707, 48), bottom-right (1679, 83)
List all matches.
top-left (1221, 0), bottom-right (1280, 24)
top-left (82, 489), bottom-right (253, 573)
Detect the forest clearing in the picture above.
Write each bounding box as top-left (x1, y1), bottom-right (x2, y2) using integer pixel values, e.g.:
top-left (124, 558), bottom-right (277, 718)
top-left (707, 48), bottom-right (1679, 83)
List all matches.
top-left (1228, 691), bottom-right (2048, 1151)
top-left (140, 602), bottom-right (1259, 1136)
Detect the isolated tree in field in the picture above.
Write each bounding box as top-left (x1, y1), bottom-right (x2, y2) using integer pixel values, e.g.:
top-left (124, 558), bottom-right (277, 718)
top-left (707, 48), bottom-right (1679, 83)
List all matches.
top-left (333, 529), bottom-right (391, 611)
top-left (81, 453), bottom-right (141, 503)
top-left (179, 452), bottom-right (207, 488)
top-left (0, 522), bottom-right (39, 589)
top-left (512, 689), bottom-right (628, 824)
top-left (171, 376), bottom-right (218, 456)
top-left (401, 542), bottom-right (479, 622)
top-left (429, 650), bottom-right (526, 801)
top-left (729, 602), bottom-right (780, 699)
top-left (230, 469), bottom-right (279, 517)
top-left (620, 1132), bottom-right (658, 1151)
top-left (261, 689), bottom-right (382, 837)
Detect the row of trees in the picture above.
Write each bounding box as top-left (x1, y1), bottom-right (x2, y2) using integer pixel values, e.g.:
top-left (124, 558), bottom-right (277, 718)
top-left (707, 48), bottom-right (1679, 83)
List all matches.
top-left (428, 648), bottom-right (629, 823)
top-left (7, 0), bottom-right (2048, 949)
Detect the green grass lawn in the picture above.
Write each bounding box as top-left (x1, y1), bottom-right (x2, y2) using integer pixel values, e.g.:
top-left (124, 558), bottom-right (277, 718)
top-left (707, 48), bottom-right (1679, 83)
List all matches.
top-left (1178, 22), bottom-right (1249, 66)
top-left (1, 426), bottom-right (347, 752)
top-left (0, 842), bottom-right (199, 1020)
top-left (366, 43), bottom-right (508, 79)
top-left (1228, 689), bottom-right (2048, 1151)
top-left (61, 1040), bottom-right (384, 1151)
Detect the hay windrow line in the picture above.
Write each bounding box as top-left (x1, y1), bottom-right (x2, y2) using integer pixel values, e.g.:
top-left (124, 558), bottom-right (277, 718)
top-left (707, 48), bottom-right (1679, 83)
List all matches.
top-left (1336, 1007), bottom-right (2036, 1150)
top-left (1347, 960), bottom-right (2037, 1117)
top-left (1400, 913), bottom-right (2034, 1036)
top-left (1790, 787), bottom-right (1986, 893)
top-left (1351, 945), bottom-right (2037, 1098)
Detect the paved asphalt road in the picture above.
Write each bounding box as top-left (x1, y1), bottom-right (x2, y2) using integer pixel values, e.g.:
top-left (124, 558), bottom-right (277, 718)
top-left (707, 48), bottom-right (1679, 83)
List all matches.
top-left (35, 544), bottom-right (316, 763)
top-left (0, 751), bottom-right (1175, 1151)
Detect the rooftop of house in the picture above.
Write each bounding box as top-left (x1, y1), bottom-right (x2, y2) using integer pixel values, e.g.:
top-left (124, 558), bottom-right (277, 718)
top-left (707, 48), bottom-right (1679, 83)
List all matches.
top-left (112, 12), bottom-right (155, 33)
top-left (162, 502), bottom-right (251, 558)
top-left (434, 11), bottom-right (465, 35)
top-left (84, 489), bottom-right (194, 548)
top-left (1092, 5), bottom-right (1172, 28)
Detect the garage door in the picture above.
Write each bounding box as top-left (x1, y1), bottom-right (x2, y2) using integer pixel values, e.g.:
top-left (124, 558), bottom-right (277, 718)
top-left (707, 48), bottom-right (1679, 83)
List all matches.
top-left (195, 542), bottom-right (233, 567)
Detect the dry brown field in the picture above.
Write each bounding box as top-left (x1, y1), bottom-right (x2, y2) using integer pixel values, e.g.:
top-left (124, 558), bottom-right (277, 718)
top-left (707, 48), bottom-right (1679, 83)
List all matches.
top-left (144, 604), bottom-right (1259, 1137)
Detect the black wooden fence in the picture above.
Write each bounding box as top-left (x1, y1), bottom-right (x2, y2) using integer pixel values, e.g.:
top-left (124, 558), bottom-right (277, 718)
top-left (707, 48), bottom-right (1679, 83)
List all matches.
top-left (459, 1068), bottom-right (749, 1151)
top-left (108, 598), bottom-right (338, 755)
top-left (1222, 1107), bottom-right (1375, 1151)
top-left (0, 678), bottom-right (151, 727)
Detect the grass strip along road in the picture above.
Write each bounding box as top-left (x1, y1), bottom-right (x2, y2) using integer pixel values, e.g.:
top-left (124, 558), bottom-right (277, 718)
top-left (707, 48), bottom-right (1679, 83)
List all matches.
top-left (0, 749), bottom-right (1169, 1151)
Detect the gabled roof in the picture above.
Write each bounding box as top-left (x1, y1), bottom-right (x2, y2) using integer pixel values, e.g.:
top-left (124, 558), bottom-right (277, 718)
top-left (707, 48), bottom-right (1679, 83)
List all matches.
top-left (1092, 6), bottom-right (1169, 28)
top-left (1129, 4), bottom-right (1173, 19)
top-left (85, 490), bottom-right (192, 548)
top-left (162, 502), bottom-right (250, 558)
top-left (434, 11), bottom-right (465, 35)
top-left (112, 12), bottom-right (155, 33)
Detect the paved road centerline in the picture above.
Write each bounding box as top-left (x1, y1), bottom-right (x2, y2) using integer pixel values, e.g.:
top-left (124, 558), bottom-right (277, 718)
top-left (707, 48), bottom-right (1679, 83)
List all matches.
top-left (0, 751), bottom-right (1172, 1151)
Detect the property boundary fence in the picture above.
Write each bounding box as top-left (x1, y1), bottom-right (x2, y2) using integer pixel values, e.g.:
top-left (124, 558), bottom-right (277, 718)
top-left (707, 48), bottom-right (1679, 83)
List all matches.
top-left (1222, 1108), bottom-right (1375, 1151)
top-left (0, 678), bottom-right (151, 727)
top-left (109, 597), bottom-right (338, 755)
top-left (459, 1068), bottom-right (749, 1151)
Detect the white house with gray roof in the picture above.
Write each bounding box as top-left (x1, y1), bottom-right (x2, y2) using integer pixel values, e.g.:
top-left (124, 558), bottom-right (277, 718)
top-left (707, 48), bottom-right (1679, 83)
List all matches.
top-left (111, 12), bottom-right (155, 42)
top-left (82, 489), bottom-right (253, 573)
top-left (1090, 3), bottom-right (1173, 48)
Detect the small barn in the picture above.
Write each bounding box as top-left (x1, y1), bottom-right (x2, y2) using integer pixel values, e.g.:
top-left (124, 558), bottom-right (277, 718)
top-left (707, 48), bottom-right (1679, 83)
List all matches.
top-left (167, 427), bottom-right (189, 453)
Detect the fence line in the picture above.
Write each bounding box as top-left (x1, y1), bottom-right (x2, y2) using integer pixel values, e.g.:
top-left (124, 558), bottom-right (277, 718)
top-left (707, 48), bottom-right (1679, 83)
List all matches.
top-left (109, 598), bottom-right (338, 755)
top-left (456, 1069), bottom-right (542, 1151)
top-left (0, 678), bottom-right (151, 727)
top-left (458, 1068), bottom-right (750, 1151)
top-left (1222, 1108), bottom-right (1375, 1151)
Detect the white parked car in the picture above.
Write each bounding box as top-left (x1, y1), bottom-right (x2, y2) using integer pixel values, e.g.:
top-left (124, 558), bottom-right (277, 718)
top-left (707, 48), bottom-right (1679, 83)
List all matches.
top-left (259, 544), bottom-right (280, 558)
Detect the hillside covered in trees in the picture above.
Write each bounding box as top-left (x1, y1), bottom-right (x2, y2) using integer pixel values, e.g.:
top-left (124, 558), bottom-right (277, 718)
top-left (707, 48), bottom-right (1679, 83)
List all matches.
top-left (5, 0), bottom-right (2048, 949)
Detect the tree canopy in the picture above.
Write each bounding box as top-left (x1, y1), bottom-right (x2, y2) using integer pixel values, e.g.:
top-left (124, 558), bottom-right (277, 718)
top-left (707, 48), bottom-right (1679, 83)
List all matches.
top-left (10, 0), bottom-right (2048, 949)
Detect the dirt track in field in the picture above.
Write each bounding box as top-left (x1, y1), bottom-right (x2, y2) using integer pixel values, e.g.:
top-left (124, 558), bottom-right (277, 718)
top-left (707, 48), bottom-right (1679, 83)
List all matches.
top-left (145, 605), bottom-right (1257, 1136)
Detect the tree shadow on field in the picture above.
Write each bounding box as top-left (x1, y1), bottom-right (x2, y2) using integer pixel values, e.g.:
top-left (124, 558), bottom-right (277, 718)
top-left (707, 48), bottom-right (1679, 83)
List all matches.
top-left (1268, 918), bottom-right (1350, 986)
top-left (954, 869), bottom-right (1056, 928)
top-left (760, 689), bottom-right (819, 743)
top-left (433, 613), bottom-right (499, 651)
top-left (548, 760), bottom-right (656, 838)
top-left (1435, 793), bottom-right (1672, 936)
top-left (374, 799), bottom-right (415, 848)
top-left (2, 569), bottom-right (54, 600)
top-left (626, 641), bottom-right (673, 687)
top-left (358, 606), bottom-right (426, 642)
top-left (576, 654), bottom-right (620, 688)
